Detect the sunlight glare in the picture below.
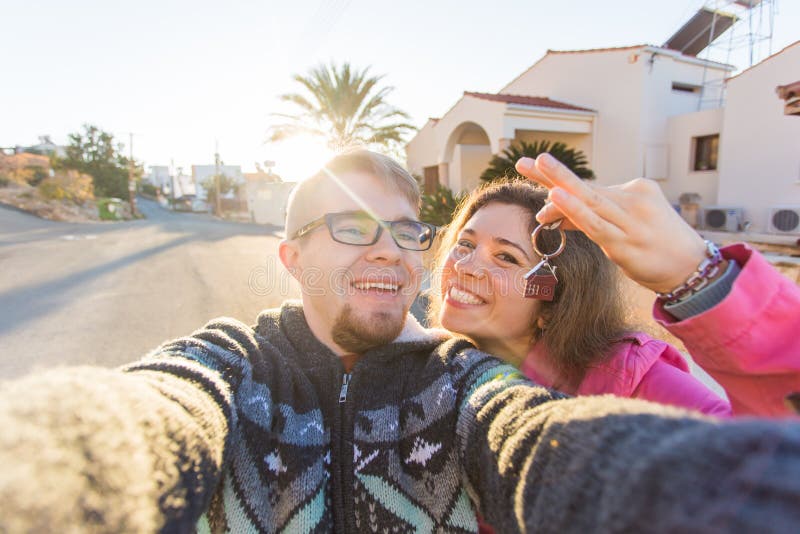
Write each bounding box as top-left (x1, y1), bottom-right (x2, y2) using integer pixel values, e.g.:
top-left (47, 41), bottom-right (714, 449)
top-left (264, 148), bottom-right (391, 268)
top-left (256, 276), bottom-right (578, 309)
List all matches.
top-left (265, 135), bottom-right (335, 183)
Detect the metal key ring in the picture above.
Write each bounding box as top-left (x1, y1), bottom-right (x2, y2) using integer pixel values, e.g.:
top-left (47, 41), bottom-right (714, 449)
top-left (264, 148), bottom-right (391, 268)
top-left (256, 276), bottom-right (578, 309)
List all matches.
top-left (531, 219), bottom-right (566, 259)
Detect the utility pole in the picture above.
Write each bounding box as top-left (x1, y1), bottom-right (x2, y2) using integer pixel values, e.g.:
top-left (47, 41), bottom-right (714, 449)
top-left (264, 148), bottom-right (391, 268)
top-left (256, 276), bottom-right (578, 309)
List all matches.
top-left (169, 161), bottom-right (183, 210)
top-left (128, 132), bottom-right (138, 217)
top-left (214, 141), bottom-right (222, 217)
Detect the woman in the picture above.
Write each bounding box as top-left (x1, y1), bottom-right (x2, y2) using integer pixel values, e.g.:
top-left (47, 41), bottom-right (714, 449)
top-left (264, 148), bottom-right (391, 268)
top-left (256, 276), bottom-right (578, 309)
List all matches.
top-left (429, 179), bottom-right (732, 415)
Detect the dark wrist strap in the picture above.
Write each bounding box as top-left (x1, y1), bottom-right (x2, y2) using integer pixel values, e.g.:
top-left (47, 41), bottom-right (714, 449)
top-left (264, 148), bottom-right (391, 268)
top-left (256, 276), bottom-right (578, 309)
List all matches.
top-left (663, 259), bottom-right (741, 320)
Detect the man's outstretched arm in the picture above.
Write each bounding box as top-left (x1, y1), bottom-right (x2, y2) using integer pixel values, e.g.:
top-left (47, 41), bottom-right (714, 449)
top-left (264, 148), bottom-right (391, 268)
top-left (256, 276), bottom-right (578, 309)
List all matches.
top-left (0, 318), bottom-right (261, 532)
top-left (459, 377), bottom-right (800, 533)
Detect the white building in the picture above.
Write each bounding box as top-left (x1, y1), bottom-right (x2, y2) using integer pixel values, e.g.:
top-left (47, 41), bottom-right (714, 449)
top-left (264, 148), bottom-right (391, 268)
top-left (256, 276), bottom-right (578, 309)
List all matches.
top-left (243, 171), bottom-right (295, 226)
top-left (714, 43), bottom-right (800, 235)
top-left (171, 173), bottom-right (196, 198)
top-left (407, 41), bottom-right (800, 236)
top-left (144, 165), bottom-right (170, 189)
top-left (191, 164), bottom-right (245, 201)
top-left (21, 136), bottom-right (66, 158)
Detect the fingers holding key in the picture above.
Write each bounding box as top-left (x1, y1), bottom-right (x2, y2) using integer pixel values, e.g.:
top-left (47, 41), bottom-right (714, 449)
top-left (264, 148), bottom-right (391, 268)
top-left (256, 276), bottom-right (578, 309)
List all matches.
top-left (517, 154), bottom-right (710, 292)
top-left (516, 154), bottom-right (631, 235)
top-left (517, 154), bottom-right (632, 231)
top-left (546, 187), bottom-right (627, 246)
top-left (515, 157), bottom-right (554, 189)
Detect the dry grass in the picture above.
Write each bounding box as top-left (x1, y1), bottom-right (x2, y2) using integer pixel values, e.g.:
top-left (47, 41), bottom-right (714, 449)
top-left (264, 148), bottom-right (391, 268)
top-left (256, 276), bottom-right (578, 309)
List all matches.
top-left (0, 183), bottom-right (100, 223)
top-left (620, 276), bottom-right (687, 350)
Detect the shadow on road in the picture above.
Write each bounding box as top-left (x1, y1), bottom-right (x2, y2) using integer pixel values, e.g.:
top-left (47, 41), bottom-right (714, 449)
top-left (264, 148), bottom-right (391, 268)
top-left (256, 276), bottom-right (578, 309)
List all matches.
top-left (0, 234), bottom-right (200, 335)
top-left (0, 198), bottom-right (285, 335)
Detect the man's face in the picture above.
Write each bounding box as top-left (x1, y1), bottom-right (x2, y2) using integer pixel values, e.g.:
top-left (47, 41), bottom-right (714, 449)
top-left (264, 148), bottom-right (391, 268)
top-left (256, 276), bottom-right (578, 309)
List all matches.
top-left (285, 171), bottom-right (422, 353)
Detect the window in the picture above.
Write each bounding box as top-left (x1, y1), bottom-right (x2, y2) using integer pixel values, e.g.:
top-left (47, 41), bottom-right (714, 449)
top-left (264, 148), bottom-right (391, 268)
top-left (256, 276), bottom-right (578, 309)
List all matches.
top-left (672, 82), bottom-right (701, 94)
top-left (692, 134), bottom-right (719, 171)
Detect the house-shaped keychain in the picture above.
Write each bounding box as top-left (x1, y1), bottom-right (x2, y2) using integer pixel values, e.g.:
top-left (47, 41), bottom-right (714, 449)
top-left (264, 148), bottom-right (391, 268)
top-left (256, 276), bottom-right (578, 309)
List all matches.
top-left (524, 266), bottom-right (558, 301)
top-left (525, 219), bottom-right (565, 302)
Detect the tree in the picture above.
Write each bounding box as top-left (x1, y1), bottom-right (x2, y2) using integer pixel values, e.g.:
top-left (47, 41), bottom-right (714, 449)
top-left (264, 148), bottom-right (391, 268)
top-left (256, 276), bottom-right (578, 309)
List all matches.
top-left (480, 140), bottom-right (595, 183)
top-left (267, 62), bottom-right (416, 153)
top-left (202, 173), bottom-right (239, 209)
top-left (55, 125), bottom-right (140, 198)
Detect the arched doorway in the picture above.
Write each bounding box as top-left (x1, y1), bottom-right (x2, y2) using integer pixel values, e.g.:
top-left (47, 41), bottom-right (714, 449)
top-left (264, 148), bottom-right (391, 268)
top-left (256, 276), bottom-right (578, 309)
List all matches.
top-left (441, 122), bottom-right (492, 193)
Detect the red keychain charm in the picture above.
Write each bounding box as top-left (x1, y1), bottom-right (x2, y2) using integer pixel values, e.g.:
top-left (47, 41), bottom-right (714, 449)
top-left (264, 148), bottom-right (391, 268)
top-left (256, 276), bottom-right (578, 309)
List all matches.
top-left (524, 220), bottom-right (566, 301)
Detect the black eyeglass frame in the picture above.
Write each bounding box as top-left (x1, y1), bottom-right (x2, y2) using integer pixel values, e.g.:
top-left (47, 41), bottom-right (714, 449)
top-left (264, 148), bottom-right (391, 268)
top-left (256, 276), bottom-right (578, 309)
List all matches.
top-left (291, 210), bottom-right (438, 251)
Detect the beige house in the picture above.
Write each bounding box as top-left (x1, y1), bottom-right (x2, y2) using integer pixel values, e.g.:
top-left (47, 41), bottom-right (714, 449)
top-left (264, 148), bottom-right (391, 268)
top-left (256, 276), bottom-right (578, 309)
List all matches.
top-left (714, 43), bottom-right (800, 235)
top-left (407, 41), bottom-right (800, 236)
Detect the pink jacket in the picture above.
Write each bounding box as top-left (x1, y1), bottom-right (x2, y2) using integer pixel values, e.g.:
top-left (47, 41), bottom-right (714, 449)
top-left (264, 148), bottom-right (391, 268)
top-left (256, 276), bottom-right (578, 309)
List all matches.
top-left (656, 243), bottom-right (800, 416)
top-left (520, 243), bottom-right (800, 417)
top-left (521, 333), bottom-right (731, 416)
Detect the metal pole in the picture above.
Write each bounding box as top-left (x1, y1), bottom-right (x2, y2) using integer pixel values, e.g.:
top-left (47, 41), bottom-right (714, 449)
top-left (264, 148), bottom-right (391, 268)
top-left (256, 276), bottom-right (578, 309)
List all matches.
top-left (128, 132), bottom-right (137, 216)
top-left (214, 141), bottom-right (222, 216)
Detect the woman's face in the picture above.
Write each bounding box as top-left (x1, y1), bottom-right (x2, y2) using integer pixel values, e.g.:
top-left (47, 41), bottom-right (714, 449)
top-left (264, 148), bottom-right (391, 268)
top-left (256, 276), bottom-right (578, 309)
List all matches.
top-left (439, 202), bottom-right (542, 362)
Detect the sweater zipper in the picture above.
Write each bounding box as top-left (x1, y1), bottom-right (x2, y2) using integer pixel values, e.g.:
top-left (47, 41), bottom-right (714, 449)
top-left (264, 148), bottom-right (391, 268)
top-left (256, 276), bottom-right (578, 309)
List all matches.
top-left (339, 373), bottom-right (351, 403)
top-left (336, 370), bottom-right (355, 531)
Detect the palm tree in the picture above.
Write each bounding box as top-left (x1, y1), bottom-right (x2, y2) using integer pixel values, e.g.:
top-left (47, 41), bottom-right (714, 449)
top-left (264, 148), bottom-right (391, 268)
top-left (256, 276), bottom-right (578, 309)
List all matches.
top-left (480, 140), bottom-right (595, 183)
top-left (267, 62), bottom-right (416, 152)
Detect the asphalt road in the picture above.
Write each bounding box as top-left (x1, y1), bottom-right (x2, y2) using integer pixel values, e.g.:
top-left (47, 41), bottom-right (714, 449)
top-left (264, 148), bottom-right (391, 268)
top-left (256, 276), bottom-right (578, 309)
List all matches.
top-left (0, 199), bottom-right (298, 379)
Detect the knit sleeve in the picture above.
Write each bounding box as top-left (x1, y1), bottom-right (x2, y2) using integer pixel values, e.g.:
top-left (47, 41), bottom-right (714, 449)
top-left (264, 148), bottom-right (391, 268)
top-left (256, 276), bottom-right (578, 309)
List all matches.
top-left (457, 372), bottom-right (800, 533)
top-left (0, 364), bottom-right (232, 533)
top-left (0, 317), bottom-right (263, 533)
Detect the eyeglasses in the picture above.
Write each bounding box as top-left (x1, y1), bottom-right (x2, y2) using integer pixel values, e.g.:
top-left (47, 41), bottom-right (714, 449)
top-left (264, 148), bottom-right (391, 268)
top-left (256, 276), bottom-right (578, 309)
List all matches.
top-left (292, 210), bottom-right (438, 251)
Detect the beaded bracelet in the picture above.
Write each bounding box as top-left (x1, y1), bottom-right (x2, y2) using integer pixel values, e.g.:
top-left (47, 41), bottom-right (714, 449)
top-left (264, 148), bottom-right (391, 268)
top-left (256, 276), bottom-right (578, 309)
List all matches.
top-left (656, 240), bottom-right (723, 303)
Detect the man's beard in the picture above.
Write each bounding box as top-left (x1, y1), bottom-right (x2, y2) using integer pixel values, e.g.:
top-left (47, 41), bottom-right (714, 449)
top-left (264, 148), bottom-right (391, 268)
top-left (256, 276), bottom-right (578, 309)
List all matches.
top-left (331, 304), bottom-right (406, 354)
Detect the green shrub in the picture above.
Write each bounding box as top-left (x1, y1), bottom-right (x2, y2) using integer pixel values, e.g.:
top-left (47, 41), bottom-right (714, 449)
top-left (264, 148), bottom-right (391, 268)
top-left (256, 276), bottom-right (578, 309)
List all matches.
top-left (139, 182), bottom-right (158, 197)
top-left (420, 185), bottom-right (465, 227)
top-left (480, 140), bottom-right (595, 183)
top-left (97, 198), bottom-right (123, 220)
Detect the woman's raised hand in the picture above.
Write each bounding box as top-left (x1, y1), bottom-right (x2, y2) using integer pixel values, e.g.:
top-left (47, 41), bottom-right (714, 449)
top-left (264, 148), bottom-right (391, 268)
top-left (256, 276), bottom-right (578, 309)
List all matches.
top-left (515, 153), bottom-right (708, 294)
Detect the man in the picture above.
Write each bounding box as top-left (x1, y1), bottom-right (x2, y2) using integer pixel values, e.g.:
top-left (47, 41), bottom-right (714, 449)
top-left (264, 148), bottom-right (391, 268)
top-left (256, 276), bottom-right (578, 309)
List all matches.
top-left (1, 150), bottom-right (799, 533)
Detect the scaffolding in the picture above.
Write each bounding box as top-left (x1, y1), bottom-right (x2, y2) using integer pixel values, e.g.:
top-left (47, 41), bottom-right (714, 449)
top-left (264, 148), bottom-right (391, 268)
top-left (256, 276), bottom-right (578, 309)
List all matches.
top-left (664, 0), bottom-right (777, 110)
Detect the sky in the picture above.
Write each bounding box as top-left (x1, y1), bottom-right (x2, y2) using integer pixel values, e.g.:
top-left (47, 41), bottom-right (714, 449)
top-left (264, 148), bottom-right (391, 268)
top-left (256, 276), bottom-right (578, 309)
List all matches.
top-left (2, 0), bottom-right (798, 182)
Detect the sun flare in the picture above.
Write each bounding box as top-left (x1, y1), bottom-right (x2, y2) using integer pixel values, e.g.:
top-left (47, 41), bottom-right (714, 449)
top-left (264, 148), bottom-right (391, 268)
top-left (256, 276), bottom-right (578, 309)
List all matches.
top-left (265, 135), bottom-right (335, 183)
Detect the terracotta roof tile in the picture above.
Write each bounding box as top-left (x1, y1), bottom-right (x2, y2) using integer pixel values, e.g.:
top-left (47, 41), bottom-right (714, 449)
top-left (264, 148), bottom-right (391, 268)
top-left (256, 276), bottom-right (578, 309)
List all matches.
top-left (463, 92), bottom-right (595, 112)
top-left (546, 44), bottom-right (653, 54)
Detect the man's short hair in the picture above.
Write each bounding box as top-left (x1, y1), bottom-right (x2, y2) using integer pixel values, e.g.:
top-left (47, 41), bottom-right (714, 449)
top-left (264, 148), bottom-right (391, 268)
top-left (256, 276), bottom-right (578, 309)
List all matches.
top-left (285, 149), bottom-right (421, 238)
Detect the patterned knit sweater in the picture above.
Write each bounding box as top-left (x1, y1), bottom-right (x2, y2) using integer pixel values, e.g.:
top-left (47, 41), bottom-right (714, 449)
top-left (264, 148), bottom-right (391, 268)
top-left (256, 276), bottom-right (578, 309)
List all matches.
top-left (166, 301), bottom-right (529, 533)
top-left (2, 302), bottom-right (800, 533)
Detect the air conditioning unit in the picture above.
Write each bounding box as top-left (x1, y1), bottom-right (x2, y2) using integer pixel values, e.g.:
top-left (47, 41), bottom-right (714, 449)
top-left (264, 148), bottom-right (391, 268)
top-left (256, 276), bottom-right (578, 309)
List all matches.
top-left (702, 206), bottom-right (744, 232)
top-left (768, 206), bottom-right (800, 234)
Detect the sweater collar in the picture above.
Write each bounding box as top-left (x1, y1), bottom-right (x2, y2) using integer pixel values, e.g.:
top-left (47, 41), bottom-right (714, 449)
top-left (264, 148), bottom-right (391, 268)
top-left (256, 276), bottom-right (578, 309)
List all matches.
top-left (255, 301), bottom-right (450, 371)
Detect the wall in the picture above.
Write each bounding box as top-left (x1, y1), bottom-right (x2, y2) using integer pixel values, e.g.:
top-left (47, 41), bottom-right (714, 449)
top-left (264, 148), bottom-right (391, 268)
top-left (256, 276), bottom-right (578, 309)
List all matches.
top-left (640, 52), bottom-right (728, 181)
top-left (717, 42), bottom-right (800, 233)
top-left (503, 48), bottom-right (729, 186)
top-left (435, 97), bottom-right (506, 160)
top-left (246, 181), bottom-right (296, 226)
top-left (502, 49), bottom-right (645, 186)
top-left (406, 98), bottom-right (500, 188)
top-left (405, 119), bottom-right (439, 178)
top-left (145, 165), bottom-right (170, 188)
top-left (450, 144), bottom-right (492, 193)
top-left (661, 108), bottom-right (724, 206)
